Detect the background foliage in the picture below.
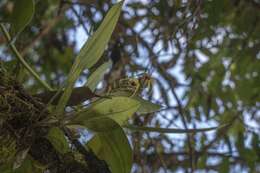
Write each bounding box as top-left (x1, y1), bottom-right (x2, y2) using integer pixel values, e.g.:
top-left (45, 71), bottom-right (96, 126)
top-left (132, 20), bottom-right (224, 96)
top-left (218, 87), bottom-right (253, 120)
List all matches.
top-left (0, 0), bottom-right (259, 172)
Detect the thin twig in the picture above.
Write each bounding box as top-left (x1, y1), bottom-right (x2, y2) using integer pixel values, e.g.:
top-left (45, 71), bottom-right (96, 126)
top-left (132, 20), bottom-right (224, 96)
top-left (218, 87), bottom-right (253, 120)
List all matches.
top-left (71, 5), bottom-right (90, 35)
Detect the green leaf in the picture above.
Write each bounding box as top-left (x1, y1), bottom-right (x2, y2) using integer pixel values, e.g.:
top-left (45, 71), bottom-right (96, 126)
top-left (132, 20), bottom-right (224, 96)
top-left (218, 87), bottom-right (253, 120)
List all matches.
top-left (46, 127), bottom-right (69, 154)
top-left (55, 1), bottom-right (123, 115)
top-left (67, 119), bottom-right (120, 133)
top-left (10, 0), bottom-right (35, 37)
top-left (72, 96), bottom-right (140, 131)
top-left (85, 60), bottom-right (112, 91)
top-left (76, 117), bottom-right (120, 132)
top-left (135, 97), bottom-right (161, 114)
top-left (109, 91), bottom-right (161, 114)
top-left (87, 126), bottom-right (133, 173)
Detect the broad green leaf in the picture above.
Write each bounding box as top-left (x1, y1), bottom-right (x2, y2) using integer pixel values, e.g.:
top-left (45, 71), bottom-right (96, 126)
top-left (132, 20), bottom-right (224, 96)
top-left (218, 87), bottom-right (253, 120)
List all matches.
top-left (135, 97), bottom-right (161, 114)
top-left (85, 60), bottom-right (112, 91)
top-left (72, 96), bottom-right (140, 129)
top-left (46, 127), bottom-right (69, 154)
top-left (78, 117), bottom-right (120, 132)
top-left (87, 126), bottom-right (133, 173)
top-left (108, 91), bottom-right (161, 114)
top-left (55, 1), bottom-right (123, 115)
top-left (10, 0), bottom-right (35, 37)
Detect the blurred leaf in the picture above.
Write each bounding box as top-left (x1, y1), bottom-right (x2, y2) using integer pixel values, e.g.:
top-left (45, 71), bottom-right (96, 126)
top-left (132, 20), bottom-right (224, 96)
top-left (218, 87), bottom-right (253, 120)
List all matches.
top-left (219, 157), bottom-right (229, 173)
top-left (228, 120), bottom-right (245, 138)
top-left (87, 126), bottom-right (132, 173)
top-left (46, 127), bottom-right (69, 154)
top-left (197, 154), bottom-right (207, 169)
top-left (85, 60), bottom-right (112, 91)
top-left (242, 149), bottom-right (258, 168)
top-left (10, 0), bottom-right (35, 37)
top-left (55, 1), bottom-right (123, 115)
top-left (252, 133), bottom-right (260, 155)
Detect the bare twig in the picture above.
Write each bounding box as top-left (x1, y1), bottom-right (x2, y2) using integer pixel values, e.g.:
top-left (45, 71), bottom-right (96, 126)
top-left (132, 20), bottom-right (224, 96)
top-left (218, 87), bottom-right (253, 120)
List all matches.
top-left (71, 5), bottom-right (90, 35)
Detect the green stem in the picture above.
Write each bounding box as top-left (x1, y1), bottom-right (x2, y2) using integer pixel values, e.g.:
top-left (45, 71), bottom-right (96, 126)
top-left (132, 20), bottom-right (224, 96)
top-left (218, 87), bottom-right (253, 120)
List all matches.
top-left (0, 23), bottom-right (53, 91)
top-left (124, 124), bottom-right (221, 133)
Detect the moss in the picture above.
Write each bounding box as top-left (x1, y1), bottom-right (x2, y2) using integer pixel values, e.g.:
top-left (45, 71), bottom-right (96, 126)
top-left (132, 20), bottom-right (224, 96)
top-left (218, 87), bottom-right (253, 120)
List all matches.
top-left (0, 65), bottom-right (92, 172)
top-left (0, 65), bottom-right (47, 165)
